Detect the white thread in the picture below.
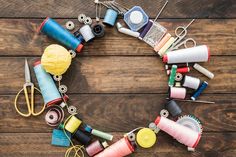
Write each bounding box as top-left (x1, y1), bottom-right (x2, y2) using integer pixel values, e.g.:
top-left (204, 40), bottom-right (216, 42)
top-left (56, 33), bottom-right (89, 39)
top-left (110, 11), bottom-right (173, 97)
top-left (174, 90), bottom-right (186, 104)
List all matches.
top-left (79, 25), bottom-right (95, 42)
top-left (182, 75), bottom-right (201, 90)
top-left (193, 63), bottom-right (214, 79)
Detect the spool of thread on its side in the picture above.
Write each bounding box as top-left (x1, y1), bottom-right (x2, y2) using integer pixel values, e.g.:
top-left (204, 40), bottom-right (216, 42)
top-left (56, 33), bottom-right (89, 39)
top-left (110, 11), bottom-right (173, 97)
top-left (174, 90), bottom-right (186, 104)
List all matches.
top-left (154, 33), bottom-right (171, 52)
top-left (158, 37), bottom-right (175, 57)
top-left (193, 63), bottom-right (214, 79)
top-left (165, 63), bottom-right (189, 70)
top-left (33, 61), bottom-right (62, 106)
top-left (169, 87), bottom-right (186, 99)
top-left (86, 140), bottom-right (104, 156)
top-left (92, 23), bottom-right (105, 37)
top-left (74, 129), bottom-right (92, 146)
top-left (64, 115), bottom-right (82, 133)
top-left (191, 81), bottom-right (208, 101)
top-left (167, 67), bottom-right (190, 75)
top-left (79, 25), bottom-right (95, 42)
top-left (168, 65), bottom-right (177, 87)
top-left (91, 129), bottom-right (113, 141)
top-left (103, 9), bottom-right (118, 26)
top-left (182, 75), bottom-right (201, 90)
top-left (165, 100), bottom-right (182, 117)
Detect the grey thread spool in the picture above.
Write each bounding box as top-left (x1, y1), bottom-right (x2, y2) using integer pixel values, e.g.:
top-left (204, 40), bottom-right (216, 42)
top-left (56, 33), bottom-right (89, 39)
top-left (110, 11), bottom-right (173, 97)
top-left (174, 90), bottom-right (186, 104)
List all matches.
top-left (92, 23), bottom-right (105, 37)
top-left (165, 100), bottom-right (182, 117)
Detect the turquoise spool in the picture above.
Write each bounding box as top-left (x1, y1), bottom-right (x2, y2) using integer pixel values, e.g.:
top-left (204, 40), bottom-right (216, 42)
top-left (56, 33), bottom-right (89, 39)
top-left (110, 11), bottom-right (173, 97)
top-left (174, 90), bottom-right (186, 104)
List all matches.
top-left (103, 9), bottom-right (118, 26)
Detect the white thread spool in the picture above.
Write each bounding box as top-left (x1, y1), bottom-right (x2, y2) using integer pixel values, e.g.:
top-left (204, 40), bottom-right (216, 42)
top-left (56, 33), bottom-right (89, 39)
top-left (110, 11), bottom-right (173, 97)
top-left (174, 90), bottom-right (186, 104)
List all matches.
top-left (182, 75), bottom-right (201, 90)
top-left (163, 45), bottom-right (210, 64)
top-left (193, 63), bottom-right (214, 79)
top-left (169, 87), bottom-right (186, 99)
top-left (79, 25), bottom-right (95, 42)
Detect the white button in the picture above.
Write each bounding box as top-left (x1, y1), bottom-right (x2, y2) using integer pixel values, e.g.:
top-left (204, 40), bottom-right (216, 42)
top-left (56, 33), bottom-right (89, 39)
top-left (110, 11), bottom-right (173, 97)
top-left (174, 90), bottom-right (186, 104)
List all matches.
top-left (130, 11), bottom-right (143, 24)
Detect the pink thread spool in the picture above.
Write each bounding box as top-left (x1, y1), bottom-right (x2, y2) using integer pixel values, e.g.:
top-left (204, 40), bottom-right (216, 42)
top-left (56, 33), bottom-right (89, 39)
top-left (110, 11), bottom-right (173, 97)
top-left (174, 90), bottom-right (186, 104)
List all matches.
top-left (155, 116), bottom-right (201, 148)
top-left (94, 137), bottom-right (134, 157)
top-left (86, 140), bottom-right (104, 157)
top-left (169, 87), bottom-right (186, 99)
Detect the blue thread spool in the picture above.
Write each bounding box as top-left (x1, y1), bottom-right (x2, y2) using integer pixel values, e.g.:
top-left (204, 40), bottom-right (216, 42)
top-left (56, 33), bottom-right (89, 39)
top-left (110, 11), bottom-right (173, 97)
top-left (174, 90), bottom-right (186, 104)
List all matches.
top-left (191, 81), bottom-right (208, 101)
top-left (38, 17), bottom-right (83, 52)
top-left (103, 9), bottom-right (118, 26)
top-left (33, 61), bottom-right (62, 106)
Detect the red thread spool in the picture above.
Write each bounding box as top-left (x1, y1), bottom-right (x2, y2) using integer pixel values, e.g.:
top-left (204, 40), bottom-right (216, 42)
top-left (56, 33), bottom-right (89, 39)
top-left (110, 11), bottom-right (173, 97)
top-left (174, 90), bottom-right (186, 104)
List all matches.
top-left (86, 140), bottom-right (104, 157)
top-left (167, 67), bottom-right (190, 75)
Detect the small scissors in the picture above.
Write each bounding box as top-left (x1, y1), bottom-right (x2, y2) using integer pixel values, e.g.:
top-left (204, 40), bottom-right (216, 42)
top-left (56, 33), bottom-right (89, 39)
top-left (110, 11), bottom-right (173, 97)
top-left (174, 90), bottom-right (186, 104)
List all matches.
top-left (14, 59), bottom-right (45, 117)
top-left (168, 19), bottom-right (196, 51)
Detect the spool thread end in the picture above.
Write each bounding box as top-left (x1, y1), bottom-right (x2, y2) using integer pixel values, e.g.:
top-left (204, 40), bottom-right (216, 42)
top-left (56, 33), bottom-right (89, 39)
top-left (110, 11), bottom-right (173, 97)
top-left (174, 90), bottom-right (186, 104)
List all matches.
top-left (154, 116), bottom-right (161, 125)
top-left (37, 17), bottom-right (50, 34)
top-left (76, 44), bottom-right (84, 53)
top-left (163, 55), bottom-right (167, 63)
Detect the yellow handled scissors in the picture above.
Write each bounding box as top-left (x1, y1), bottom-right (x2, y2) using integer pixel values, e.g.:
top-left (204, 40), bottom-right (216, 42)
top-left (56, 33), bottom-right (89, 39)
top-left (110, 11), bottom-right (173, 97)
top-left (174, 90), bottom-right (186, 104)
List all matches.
top-left (14, 59), bottom-right (45, 117)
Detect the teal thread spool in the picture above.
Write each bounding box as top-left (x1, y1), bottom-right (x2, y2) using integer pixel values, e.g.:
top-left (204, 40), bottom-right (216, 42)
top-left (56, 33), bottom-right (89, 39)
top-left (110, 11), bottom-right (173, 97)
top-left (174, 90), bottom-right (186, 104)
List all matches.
top-left (168, 65), bottom-right (177, 87)
top-left (91, 129), bottom-right (113, 141)
top-left (103, 9), bottom-right (118, 26)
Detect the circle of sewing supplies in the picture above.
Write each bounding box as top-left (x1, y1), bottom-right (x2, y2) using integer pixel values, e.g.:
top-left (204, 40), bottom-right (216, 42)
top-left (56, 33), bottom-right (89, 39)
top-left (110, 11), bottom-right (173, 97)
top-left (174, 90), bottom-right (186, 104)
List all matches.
top-left (136, 128), bottom-right (156, 148)
top-left (160, 109), bottom-right (169, 118)
top-left (176, 115), bottom-right (203, 134)
top-left (165, 100), bottom-right (182, 117)
top-left (69, 50), bottom-right (77, 58)
top-left (59, 85), bottom-right (68, 94)
top-left (45, 105), bottom-right (64, 127)
top-left (67, 105), bottom-right (77, 115)
top-left (78, 14), bottom-right (86, 23)
top-left (175, 73), bottom-right (183, 81)
top-left (65, 21), bottom-right (75, 31)
top-left (85, 140), bottom-right (104, 156)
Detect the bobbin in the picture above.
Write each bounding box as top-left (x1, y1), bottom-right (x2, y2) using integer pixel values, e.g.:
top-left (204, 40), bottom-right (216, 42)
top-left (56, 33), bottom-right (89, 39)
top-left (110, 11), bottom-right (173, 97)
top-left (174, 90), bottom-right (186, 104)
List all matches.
top-left (127, 133), bottom-right (136, 142)
top-left (53, 75), bottom-right (62, 81)
top-left (78, 14), bottom-right (86, 23)
top-left (160, 109), bottom-right (169, 118)
top-left (69, 50), bottom-right (76, 58)
top-left (59, 85), bottom-right (68, 93)
top-left (175, 73), bottom-right (183, 81)
top-left (67, 105), bottom-right (77, 115)
top-left (65, 21), bottom-right (75, 31)
top-left (85, 16), bottom-right (93, 25)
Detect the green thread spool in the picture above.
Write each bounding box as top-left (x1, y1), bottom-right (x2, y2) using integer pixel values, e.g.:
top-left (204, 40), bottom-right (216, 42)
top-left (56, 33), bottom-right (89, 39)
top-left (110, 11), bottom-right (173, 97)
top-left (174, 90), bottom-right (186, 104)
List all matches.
top-left (168, 65), bottom-right (177, 87)
top-left (91, 129), bottom-right (113, 141)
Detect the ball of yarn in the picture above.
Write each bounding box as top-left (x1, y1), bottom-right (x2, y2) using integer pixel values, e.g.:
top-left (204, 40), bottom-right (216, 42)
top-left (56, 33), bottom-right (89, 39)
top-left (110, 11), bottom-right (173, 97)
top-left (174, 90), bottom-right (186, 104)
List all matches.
top-left (41, 44), bottom-right (72, 75)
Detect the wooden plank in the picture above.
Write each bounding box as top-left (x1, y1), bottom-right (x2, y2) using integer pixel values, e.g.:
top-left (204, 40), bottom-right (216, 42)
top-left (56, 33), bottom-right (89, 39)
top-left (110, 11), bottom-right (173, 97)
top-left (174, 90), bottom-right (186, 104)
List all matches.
top-left (0, 0), bottom-right (235, 18)
top-left (0, 132), bottom-right (235, 157)
top-left (0, 19), bottom-right (235, 56)
top-left (0, 56), bottom-right (234, 94)
top-left (1, 94), bottom-right (235, 133)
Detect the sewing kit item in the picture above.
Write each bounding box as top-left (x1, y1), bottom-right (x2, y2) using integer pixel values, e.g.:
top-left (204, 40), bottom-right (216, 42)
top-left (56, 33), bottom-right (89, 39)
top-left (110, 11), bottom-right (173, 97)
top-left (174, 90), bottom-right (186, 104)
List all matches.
top-left (167, 98), bottom-right (215, 104)
top-left (154, 33), bottom-right (171, 52)
top-left (78, 14), bottom-right (86, 23)
top-left (155, 116), bottom-right (201, 148)
top-left (165, 63), bottom-right (189, 70)
top-left (73, 30), bottom-right (85, 42)
top-left (81, 124), bottom-right (93, 133)
top-left (41, 44), bottom-right (72, 75)
top-left (168, 65), bottom-right (177, 87)
top-left (92, 23), bottom-right (105, 37)
top-left (163, 45), bottom-right (210, 64)
top-left (91, 129), bottom-right (113, 141)
top-left (65, 115), bottom-right (82, 133)
top-left (139, 20), bottom-right (153, 39)
top-left (165, 100), bottom-right (182, 117)
top-left (79, 25), bottom-right (95, 42)
top-left (127, 132), bottom-right (136, 142)
top-left (193, 63), bottom-right (214, 79)
top-left (124, 6), bottom-right (149, 31)
top-left (60, 102), bottom-right (66, 108)
top-left (103, 8), bottom-right (118, 26)
top-left (191, 81), bottom-right (208, 101)
top-left (136, 128), bottom-right (156, 148)
top-left (116, 22), bottom-right (140, 38)
top-left (169, 87), bottom-right (186, 99)
top-left (94, 137), bottom-right (134, 157)
top-left (175, 82), bottom-right (181, 87)
top-left (59, 85), bottom-right (68, 94)
top-left (65, 21), bottom-right (75, 31)
top-left (85, 17), bottom-right (93, 25)
top-left (69, 50), bottom-right (77, 58)
top-left (38, 17), bottom-right (83, 52)
top-left (67, 105), bottom-right (77, 115)
top-left (175, 73), bottom-right (183, 81)
top-left (148, 122), bottom-right (157, 131)
top-left (53, 75), bottom-right (62, 82)
top-left (160, 109), bottom-right (169, 118)
top-left (167, 67), bottom-right (190, 75)
top-left (45, 105), bottom-right (64, 126)
top-left (182, 75), bottom-right (201, 90)
top-left (86, 140), bottom-right (104, 156)
top-left (177, 115), bottom-right (203, 134)
top-left (34, 61), bottom-right (62, 106)
top-left (51, 129), bottom-right (71, 147)
top-left (74, 129), bottom-right (92, 145)
top-left (158, 37), bottom-right (175, 56)
top-left (14, 59), bottom-right (45, 117)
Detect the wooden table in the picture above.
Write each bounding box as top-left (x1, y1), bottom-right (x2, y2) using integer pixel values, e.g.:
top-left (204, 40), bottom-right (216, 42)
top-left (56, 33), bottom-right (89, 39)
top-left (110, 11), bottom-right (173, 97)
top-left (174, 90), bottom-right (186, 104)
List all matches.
top-left (0, 0), bottom-right (235, 156)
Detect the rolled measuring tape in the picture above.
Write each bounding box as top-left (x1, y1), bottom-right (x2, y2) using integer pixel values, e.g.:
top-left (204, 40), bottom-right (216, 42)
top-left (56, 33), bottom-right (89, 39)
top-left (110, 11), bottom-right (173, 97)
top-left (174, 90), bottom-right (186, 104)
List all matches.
top-left (92, 23), bottom-right (105, 37)
top-left (64, 115), bottom-right (82, 133)
top-left (45, 105), bottom-right (64, 127)
top-left (136, 128), bottom-right (156, 148)
top-left (79, 25), bottom-right (95, 42)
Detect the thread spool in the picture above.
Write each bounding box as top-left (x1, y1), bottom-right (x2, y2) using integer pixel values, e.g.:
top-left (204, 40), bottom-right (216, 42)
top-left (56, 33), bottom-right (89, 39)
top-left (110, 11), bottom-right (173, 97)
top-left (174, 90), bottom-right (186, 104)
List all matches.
top-left (193, 63), bottom-right (214, 79)
top-left (92, 23), bottom-right (105, 37)
top-left (74, 129), bottom-right (92, 146)
top-left (64, 115), bottom-right (82, 133)
top-left (82, 124), bottom-right (93, 133)
top-left (165, 63), bottom-right (189, 70)
top-left (91, 129), bottom-right (113, 141)
top-left (136, 128), bottom-right (156, 148)
top-left (169, 87), bottom-right (186, 99)
top-left (168, 65), bottom-right (177, 87)
top-left (139, 20), bottom-right (153, 39)
top-left (33, 61), bottom-right (62, 106)
top-left (94, 137), bottom-right (134, 157)
top-left (165, 100), bottom-right (182, 117)
top-left (79, 25), bottom-right (95, 42)
top-left (38, 17), bottom-right (83, 52)
top-left (127, 133), bottom-right (136, 142)
top-left (175, 73), bottom-right (183, 82)
top-left (167, 67), bottom-right (190, 75)
top-left (158, 37), bottom-right (175, 57)
top-left (182, 75), bottom-right (201, 90)
top-left (103, 9), bottom-right (118, 26)
top-left (154, 33), bottom-right (171, 52)
top-left (86, 140), bottom-right (104, 156)
top-left (163, 45), bottom-right (210, 64)
top-left (155, 116), bottom-right (201, 148)
top-left (191, 81), bottom-right (208, 101)
top-left (45, 105), bottom-right (64, 126)
top-left (160, 109), bottom-right (169, 118)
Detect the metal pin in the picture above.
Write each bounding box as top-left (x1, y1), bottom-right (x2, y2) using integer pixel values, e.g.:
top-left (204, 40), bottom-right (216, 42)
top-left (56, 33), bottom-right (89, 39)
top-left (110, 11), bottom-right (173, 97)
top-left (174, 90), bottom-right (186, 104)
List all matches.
top-left (154, 0), bottom-right (169, 22)
top-left (166, 98), bottom-right (215, 104)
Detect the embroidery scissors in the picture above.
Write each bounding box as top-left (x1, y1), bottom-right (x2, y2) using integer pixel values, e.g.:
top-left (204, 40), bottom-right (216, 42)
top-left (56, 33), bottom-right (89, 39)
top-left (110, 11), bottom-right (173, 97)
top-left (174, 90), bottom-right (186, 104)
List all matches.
top-left (14, 59), bottom-right (45, 117)
top-left (169, 19), bottom-right (196, 51)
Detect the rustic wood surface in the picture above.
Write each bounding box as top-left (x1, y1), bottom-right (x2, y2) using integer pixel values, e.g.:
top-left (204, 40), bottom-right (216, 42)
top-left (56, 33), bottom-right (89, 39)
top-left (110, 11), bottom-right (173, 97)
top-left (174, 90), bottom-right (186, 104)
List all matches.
top-left (0, 0), bottom-right (235, 157)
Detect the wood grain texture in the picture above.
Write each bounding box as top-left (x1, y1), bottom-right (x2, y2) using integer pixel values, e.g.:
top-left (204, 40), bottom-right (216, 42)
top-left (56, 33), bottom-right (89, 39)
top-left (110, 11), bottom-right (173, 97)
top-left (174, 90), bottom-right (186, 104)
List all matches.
top-left (0, 0), bottom-right (235, 18)
top-left (0, 19), bottom-right (235, 56)
top-left (0, 56), bottom-right (234, 94)
top-left (0, 132), bottom-right (236, 157)
top-left (1, 94), bottom-right (235, 133)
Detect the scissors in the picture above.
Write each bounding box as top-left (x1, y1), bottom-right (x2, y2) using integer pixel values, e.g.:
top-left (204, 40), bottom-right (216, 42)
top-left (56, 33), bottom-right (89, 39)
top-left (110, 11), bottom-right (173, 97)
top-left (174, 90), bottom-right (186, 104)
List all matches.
top-left (14, 59), bottom-right (45, 117)
top-left (168, 19), bottom-right (196, 51)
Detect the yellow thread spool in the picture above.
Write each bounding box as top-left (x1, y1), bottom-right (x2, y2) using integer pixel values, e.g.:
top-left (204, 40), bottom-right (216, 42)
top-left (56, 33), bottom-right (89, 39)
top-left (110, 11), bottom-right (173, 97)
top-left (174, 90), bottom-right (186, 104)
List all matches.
top-left (65, 115), bottom-right (82, 133)
top-left (136, 128), bottom-right (156, 148)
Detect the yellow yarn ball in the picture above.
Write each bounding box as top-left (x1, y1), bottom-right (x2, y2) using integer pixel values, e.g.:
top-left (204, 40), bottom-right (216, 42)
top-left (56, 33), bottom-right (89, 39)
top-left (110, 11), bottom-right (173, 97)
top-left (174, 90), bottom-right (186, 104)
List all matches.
top-left (41, 44), bottom-right (72, 75)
